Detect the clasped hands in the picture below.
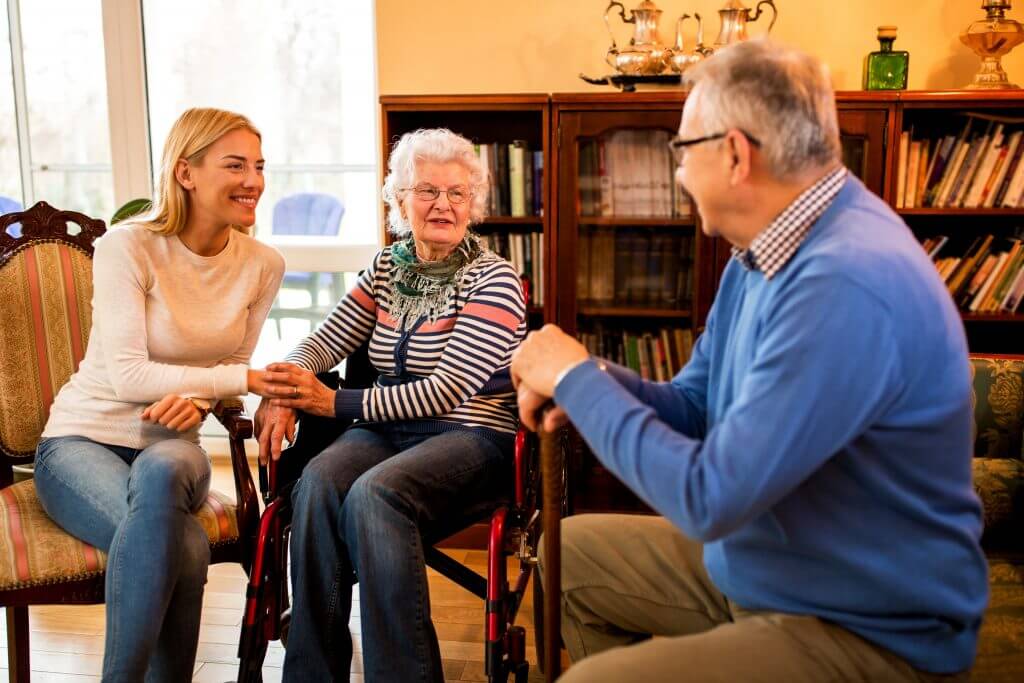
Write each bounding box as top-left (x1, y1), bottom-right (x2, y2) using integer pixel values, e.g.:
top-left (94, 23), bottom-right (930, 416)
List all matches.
top-left (247, 362), bottom-right (336, 464)
top-left (510, 324), bottom-right (589, 433)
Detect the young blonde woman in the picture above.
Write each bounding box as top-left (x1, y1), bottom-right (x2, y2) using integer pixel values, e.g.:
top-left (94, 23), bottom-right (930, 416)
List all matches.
top-left (34, 108), bottom-right (284, 682)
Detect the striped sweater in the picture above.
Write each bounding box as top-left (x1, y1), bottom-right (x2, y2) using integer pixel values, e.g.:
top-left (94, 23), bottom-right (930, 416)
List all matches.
top-left (286, 246), bottom-right (527, 436)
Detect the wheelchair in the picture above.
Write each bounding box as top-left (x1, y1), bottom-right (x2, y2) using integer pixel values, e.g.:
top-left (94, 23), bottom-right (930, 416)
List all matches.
top-left (236, 342), bottom-right (565, 683)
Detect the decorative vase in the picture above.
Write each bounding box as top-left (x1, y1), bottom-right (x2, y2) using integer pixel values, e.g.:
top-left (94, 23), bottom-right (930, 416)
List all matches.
top-left (865, 26), bottom-right (909, 90)
top-left (960, 0), bottom-right (1024, 89)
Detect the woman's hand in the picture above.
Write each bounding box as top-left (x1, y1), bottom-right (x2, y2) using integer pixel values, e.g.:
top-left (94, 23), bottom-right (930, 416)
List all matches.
top-left (254, 398), bottom-right (297, 464)
top-left (141, 394), bottom-right (203, 432)
top-left (256, 362), bottom-right (337, 418)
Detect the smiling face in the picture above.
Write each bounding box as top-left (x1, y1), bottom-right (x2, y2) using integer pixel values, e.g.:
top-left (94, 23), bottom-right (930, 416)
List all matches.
top-left (401, 161), bottom-right (472, 260)
top-left (178, 128), bottom-right (265, 228)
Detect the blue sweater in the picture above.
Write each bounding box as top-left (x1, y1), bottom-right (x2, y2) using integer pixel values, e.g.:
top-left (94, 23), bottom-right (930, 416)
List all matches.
top-left (556, 175), bottom-right (988, 673)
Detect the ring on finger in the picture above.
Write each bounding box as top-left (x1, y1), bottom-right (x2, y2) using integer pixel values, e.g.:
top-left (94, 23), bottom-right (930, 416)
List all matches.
top-left (292, 385), bottom-right (299, 397)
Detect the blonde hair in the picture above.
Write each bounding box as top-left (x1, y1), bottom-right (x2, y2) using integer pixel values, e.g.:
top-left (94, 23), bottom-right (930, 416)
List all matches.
top-left (130, 108), bottom-right (262, 236)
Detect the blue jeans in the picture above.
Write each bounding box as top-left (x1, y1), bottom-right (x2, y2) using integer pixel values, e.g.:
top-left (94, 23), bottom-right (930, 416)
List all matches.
top-left (283, 425), bottom-right (510, 683)
top-left (34, 435), bottom-right (212, 683)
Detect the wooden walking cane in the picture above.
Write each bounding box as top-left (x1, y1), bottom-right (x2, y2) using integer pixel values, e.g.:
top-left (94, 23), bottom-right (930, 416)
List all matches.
top-left (540, 425), bottom-right (562, 682)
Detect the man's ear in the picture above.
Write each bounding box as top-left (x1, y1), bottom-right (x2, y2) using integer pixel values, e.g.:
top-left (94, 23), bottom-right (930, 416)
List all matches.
top-left (727, 131), bottom-right (753, 186)
top-left (175, 158), bottom-right (195, 191)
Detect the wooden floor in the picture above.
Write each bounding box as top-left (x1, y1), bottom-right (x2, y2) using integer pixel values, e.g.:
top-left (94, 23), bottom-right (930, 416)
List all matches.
top-left (0, 463), bottom-right (544, 682)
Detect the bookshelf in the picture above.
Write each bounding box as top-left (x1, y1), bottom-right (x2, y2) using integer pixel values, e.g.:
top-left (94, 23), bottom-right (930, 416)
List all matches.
top-left (380, 90), bottom-right (1024, 515)
top-left (891, 92), bottom-right (1024, 352)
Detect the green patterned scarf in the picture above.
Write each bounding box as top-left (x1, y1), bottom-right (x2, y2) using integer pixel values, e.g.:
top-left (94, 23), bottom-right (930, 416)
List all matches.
top-left (390, 233), bottom-right (483, 329)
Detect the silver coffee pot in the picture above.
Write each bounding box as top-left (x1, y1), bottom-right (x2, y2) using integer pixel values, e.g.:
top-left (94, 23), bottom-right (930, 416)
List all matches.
top-left (604, 0), bottom-right (672, 75)
top-left (669, 13), bottom-right (713, 73)
top-left (713, 0), bottom-right (778, 48)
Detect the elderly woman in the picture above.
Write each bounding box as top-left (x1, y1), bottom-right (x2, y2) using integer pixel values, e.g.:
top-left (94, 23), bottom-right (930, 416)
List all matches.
top-left (252, 128), bottom-right (527, 682)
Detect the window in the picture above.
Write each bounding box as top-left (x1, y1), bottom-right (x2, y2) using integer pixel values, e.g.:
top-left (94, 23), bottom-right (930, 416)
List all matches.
top-left (17, 0), bottom-right (114, 219)
top-left (0, 0), bottom-right (21, 209)
top-left (142, 0), bottom-right (379, 249)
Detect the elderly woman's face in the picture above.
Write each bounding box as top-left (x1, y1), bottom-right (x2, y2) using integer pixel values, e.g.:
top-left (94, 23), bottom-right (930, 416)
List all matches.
top-left (402, 161), bottom-right (472, 260)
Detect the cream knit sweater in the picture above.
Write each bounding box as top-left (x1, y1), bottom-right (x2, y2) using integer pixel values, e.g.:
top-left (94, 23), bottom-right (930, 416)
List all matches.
top-left (41, 223), bottom-right (284, 449)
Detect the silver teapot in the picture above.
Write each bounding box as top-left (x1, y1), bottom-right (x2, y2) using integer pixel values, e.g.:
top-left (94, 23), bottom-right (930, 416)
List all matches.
top-left (669, 13), bottom-right (713, 73)
top-left (604, 0), bottom-right (672, 75)
top-left (713, 0), bottom-right (778, 48)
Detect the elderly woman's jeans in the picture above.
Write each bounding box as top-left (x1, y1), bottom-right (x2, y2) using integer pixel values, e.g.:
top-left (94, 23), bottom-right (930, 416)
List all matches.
top-left (34, 435), bottom-right (212, 683)
top-left (283, 425), bottom-right (510, 683)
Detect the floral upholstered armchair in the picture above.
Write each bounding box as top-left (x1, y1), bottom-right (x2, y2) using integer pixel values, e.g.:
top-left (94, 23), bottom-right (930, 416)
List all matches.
top-left (971, 354), bottom-right (1024, 548)
top-left (969, 354), bottom-right (1024, 678)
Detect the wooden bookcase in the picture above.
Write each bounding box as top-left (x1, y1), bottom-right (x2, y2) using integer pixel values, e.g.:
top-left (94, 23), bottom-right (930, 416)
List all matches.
top-left (382, 90), bottom-right (1024, 514)
top-left (889, 91), bottom-right (1024, 352)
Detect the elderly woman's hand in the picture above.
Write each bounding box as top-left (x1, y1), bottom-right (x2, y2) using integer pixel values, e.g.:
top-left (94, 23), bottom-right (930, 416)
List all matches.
top-left (259, 362), bottom-right (337, 418)
top-left (254, 398), bottom-right (297, 464)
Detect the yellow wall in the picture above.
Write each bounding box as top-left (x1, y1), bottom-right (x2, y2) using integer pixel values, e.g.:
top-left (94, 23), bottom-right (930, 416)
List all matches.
top-left (376, 1), bottom-right (1024, 94)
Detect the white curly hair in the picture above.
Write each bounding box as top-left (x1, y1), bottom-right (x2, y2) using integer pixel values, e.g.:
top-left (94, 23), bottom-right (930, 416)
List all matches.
top-left (381, 128), bottom-right (489, 237)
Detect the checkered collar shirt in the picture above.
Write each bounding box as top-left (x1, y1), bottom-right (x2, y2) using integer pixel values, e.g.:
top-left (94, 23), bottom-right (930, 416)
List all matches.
top-left (731, 166), bottom-right (848, 280)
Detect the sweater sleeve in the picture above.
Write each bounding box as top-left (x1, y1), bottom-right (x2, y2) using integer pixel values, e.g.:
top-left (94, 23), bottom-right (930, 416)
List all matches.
top-left (222, 246), bottom-right (285, 367)
top-left (554, 274), bottom-right (903, 542)
top-left (284, 254), bottom-right (380, 373)
top-left (337, 260), bottom-right (526, 421)
top-left (92, 230), bottom-right (250, 402)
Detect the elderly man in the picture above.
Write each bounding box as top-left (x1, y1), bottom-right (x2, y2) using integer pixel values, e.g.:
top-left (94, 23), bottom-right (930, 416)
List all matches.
top-left (512, 41), bottom-right (987, 682)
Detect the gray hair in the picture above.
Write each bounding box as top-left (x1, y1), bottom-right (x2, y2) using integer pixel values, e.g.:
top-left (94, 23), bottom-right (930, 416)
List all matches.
top-left (381, 128), bottom-right (489, 236)
top-left (684, 40), bottom-right (840, 179)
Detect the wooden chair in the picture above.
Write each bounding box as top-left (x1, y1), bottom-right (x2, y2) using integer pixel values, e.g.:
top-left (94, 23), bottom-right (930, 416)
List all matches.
top-left (0, 201), bottom-right (260, 682)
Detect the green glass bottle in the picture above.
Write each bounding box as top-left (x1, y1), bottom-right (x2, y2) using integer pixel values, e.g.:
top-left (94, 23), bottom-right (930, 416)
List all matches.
top-left (865, 25), bottom-right (909, 90)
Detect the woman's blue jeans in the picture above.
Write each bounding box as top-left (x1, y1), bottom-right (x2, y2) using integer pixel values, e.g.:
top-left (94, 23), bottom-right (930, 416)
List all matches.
top-left (34, 435), bottom-right (212, 683)
top-left (282, 425), bottom-right (510, 683)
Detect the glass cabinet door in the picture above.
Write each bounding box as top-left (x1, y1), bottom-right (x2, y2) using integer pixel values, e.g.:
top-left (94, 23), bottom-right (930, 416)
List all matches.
top-left (837, 108), bottom-right (888, 196)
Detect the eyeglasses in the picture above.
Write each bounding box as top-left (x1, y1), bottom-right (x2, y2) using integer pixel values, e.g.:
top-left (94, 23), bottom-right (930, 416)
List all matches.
top-left (400, 184), bottom-right (473, 205)
top-left (668, 129), bottom-right (762, 165)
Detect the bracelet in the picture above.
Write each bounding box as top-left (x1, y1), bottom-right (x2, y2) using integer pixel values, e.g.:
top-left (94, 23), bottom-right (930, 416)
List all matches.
top-left (187, 397), bottom-right (211, 420)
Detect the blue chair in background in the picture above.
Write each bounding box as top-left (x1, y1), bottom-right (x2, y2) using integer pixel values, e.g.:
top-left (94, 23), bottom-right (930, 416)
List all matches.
top-left (0, 197), bottom-right (22, 237)
top-left (268, 193), bottom-right (345, 336)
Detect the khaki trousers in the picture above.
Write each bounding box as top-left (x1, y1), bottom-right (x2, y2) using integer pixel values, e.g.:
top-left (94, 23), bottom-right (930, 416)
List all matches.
top-left (539, 514), bottom-right (970, 683)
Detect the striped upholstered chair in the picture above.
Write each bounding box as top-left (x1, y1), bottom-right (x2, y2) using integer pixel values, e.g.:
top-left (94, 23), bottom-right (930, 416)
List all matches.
top-left (0, 202), bottom-right (260, 683)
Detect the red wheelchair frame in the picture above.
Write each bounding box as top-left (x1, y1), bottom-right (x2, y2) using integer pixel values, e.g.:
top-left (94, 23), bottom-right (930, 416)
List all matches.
top-left (235, 365), bottom-right (552, 683)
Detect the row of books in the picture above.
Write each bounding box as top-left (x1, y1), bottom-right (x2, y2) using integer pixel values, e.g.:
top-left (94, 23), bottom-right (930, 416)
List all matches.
top-left (578, 130), bottom-right (693, 218)
top-left (577, 229), bottom-right (693, 308)
top-left (474, 141), bottom-right (543, 218)
top-left (579, 326), bottom-right (695, 381)
top-left (896, 118), bottom-right (1024, 209)
top-left (482, 231), bottom-right (544, 306)
top-left (923, 233), bottom-right (1024, 313)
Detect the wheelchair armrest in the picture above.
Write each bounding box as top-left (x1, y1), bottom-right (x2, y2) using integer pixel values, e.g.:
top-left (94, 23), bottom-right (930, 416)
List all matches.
top-left (514, 428), bottom-right (529, 508)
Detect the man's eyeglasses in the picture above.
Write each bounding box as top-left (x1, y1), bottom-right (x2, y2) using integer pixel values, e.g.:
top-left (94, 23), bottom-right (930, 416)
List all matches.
top-left (668, 130), bottom-right (762, 165)
top-left (401, 184), bottom-right (473, 205)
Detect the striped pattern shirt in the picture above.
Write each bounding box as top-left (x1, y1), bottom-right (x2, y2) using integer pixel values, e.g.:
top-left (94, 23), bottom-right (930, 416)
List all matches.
top-left (732, 166), bottom-right (848, 279)
top-left (286, 246), bottom-right (527, 435)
